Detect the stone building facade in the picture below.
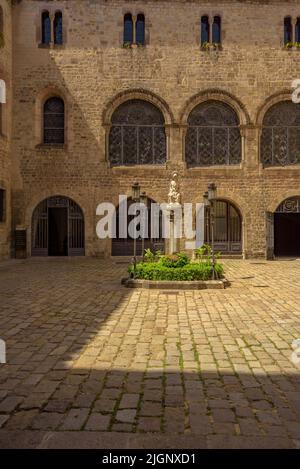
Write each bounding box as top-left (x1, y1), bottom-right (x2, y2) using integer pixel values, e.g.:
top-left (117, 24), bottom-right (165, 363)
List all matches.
top-left (1, 0), bottom-right (300, 260)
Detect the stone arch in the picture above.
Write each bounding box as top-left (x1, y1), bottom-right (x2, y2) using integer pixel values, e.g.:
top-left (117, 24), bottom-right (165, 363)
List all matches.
top-left (255, 90), bottom-right (291, 126)
top-left (180, 89), bottom-right (251, 126)
top-left (268, 191), bottom-right (300, 214)
top-left (102, 88), bottom-right (174, 126)
top-left (30, 194), bottom-right (85, 256)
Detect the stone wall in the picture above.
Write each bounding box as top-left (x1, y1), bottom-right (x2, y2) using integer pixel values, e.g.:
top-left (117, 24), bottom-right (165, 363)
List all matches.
top-left (0, 0), bottom-right (12, 259)
top-left (8, 0), bottom-right (300, 258)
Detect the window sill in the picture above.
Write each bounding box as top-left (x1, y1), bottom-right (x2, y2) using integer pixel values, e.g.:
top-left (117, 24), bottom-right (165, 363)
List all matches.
top-left (110, 163), bottom-right (166, 169)
top-left (35, 143), bottom-right (67, 151)
top-left (187, 164), bottom-right (242, 170)
top-left (122, 43), bottom-right (146, 49)
top-left (38, 43), bottom-right (65, 49)
top-left (263, 164), bottom-right (300, 170)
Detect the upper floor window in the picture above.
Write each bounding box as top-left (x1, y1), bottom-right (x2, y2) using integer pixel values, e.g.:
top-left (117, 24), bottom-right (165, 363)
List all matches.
top-left (54, 11), bottom-right (63, 45)
top-left (212, 16), bottom-right (221, 43)
top-left (109, 99), bottom-right (166, 166)
top-left (41, 10), bottom-right (63, 46)
top-left (284, 16), bottom-right (292, 44)
top-left (201, 15), bottom-right (209, 45)
top-left (261, 101), bottom-right (300, 167)
top-left (42, 11), bottom-right (51, 45)
top-left (43, 97), bottom-right (65, 145)
top-left (136, 14), bottom-right (145, 45)
top-left (201, 15), bottom-right (222, 47)
top-left (123, 13), bottom-right (146, 46)
top-left (296, 17), bottom-right (300, 43)
top-left (0, 189), bottom-right (5, 222)
top-left (124, 13), bottom-right (133, 45)
top-left (185, 101), bottom-right (242, 167)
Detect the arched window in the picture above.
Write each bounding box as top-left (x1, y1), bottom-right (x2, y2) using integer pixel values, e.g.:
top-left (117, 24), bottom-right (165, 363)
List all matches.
top-left (136, 14), bottom-right (145, 45)
top-left (124, 13), bottom-right (133, 45)
top-left (261, 101), bottom-right (300, 166)
top-left (284, 16), bottom-right (292, 44)
top-left (185, 101), bottom-right (242, 167)
top-left (296, 18), bottom-right (300, 43)
top-left (43, 97), bottom-right (65, 145)
top-left (54, 11), bottom-right (63, 45)
top-left (42, 11), bottom-right (51, 45)
top-left (109, 99), bottom-right (166, 166)
top-left (201, 16), bottom-right (209, 45)
top-left (212, 16), bottom-right (221, 43)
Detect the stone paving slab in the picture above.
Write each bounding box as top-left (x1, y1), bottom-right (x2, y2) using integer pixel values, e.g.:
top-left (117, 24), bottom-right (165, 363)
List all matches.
top-left (0, 258), bottom-right (300, 448)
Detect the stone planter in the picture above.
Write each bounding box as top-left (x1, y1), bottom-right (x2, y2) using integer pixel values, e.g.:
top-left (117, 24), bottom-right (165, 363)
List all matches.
top-left (122, 278), bottom-right (229, 290)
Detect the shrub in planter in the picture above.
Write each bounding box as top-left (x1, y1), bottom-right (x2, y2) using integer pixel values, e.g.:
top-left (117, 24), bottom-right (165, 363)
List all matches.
top-left (128, 261), bottom-right (224, 281)
top-left (159, 252), bottom-right (189, 268)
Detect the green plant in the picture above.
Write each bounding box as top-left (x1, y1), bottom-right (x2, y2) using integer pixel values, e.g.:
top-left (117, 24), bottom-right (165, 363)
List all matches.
top-left (159, 252), bottom-right (190, 268)
top-left (143, 248), bottom-right (161, 262)
top-left (128, 261), bottom-right (224, 281)
top-left (285, 42), bottom-right (294, 49)
top-left (194, 244), bottom-right (221, 265)
top-left (295, 42), bottom-right (300, 49)
top-left (123, 41), bottom-right (132, 48)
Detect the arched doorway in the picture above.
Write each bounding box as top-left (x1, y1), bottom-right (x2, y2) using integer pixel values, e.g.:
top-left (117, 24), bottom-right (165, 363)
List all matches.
top-left (205, 200), bottom-right (242, 254)
top-left (112, 197), bottom-right (165, 256)
top-left (274, 197), bottom-right (300, 257)
top-left (32, 196), bottom-right (85, 256)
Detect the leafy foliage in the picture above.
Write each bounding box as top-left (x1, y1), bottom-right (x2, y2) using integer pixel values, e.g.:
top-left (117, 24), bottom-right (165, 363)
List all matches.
top-left (128, 261), bottom-right (223, 281)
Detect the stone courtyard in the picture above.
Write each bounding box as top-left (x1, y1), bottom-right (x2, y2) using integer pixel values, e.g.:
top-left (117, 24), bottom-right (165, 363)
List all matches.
top-left (0, 258), bottom-right (300, 448)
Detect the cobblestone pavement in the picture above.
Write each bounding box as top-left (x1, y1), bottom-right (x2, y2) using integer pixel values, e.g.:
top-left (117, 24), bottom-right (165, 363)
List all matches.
top-left (0, 258), bottom-right (300, 448)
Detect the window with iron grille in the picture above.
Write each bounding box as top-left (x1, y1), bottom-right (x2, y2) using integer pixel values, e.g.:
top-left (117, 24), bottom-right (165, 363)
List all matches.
top-left (185, 101), bottom-right (242, 167)
top-left (261, 101), bottom-right (300, 167)
top-left (43, 97), bottom-right (65, 145)
top-left (109, 100), bottom-right (166, 166)
top-left (0, 189), bottom-right (5, 222)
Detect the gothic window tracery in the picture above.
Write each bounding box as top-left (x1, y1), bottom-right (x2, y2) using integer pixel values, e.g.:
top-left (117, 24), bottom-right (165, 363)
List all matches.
top-left (185, 100), bottom-right (241, 167)
top-left (261, 101), bottom-right (300, 166)
top-left (109, 99), bottom-right (166, 166)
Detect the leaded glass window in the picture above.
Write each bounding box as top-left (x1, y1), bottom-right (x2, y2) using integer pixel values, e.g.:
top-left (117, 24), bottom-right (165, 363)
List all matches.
top-left (185, 101), bottom-right (242, 167)
top-left (261, 101), bottom-right (300, 167)
top-left (109, 100), bottom-right (166, 166)
top-left (42, 11), bottom-right (51, 45)
top-left (54, 11), bottom-right (63, 45)
top-left (43, 97), bottom-right (65, 145)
